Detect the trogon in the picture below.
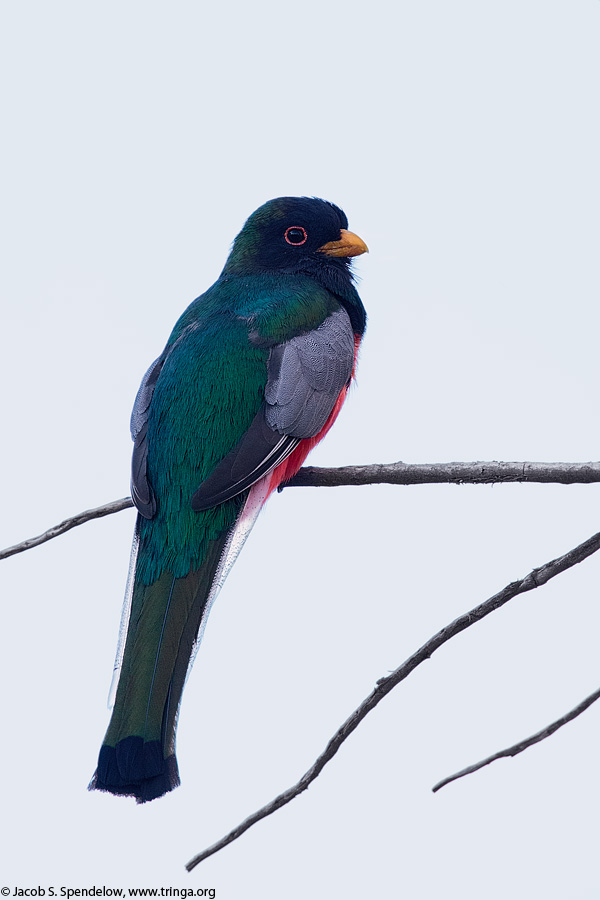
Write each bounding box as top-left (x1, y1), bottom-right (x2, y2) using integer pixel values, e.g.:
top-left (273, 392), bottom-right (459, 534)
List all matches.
top-left (90, 196), bottom-right (368, 802)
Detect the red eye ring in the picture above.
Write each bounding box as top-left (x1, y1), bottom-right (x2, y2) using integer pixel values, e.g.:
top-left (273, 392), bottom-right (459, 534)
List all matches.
top-left (284, 226), bottom-right (308, 246)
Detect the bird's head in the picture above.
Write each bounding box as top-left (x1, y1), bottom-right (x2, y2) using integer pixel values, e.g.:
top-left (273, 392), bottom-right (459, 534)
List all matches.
top-left (222, 197), bottom-right (368, 278)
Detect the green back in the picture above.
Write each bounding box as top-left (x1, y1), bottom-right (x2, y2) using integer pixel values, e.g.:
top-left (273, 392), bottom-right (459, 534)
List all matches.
top-left (136, 273), bottom-right (339, 585)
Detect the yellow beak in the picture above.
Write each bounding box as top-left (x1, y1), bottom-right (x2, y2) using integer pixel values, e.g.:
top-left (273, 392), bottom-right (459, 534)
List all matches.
top-left (318, 229), bottom-right (369, 258)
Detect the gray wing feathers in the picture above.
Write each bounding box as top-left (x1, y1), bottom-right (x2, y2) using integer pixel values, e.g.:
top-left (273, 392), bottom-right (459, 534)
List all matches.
top-left (264, 307), bottom-right (354, 439)
top-left (133, 308), bottom-right (354, 516)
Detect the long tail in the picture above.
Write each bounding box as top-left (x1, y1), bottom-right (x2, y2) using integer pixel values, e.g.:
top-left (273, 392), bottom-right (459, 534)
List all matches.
top-left (89, 478), bottom-right (269, 803)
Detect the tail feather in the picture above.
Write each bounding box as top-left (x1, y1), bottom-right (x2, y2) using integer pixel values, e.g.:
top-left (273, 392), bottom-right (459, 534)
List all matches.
top-left (90, 477), bottom-right (271, 803)
top-left (90, 537), bottom-right (227, 803)
top-left (95, 738), bottom-right (180, 802)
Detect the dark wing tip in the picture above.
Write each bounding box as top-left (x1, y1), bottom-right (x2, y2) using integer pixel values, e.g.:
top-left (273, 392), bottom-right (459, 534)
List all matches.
top-left (191, 408), bottom-right (299, 511)
top-left (131, 424), bottom-right (157, 519)
top-left (131, 479), bottom-right (157, 519)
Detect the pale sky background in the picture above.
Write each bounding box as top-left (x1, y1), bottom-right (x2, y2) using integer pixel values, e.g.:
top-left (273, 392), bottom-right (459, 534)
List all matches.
top-left (2, 1), bottom-right (600, 897)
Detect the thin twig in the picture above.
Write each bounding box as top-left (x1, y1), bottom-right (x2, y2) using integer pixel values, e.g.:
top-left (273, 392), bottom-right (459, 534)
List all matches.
top-left (185, 528), bottom-right (600, 871)
top-left (432, 686), bottom-right (600, 793)
top-left (0, 498), bottom-right (134, 560)
top-left (3, 461), bottom-right (599, 561)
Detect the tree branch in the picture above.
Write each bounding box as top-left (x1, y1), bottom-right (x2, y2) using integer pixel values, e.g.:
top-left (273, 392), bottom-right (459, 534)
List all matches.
top-left (286, 460), bottom-right (600, 488)
top-left (0, 498), bottom-right (134, 561)
top-left (185, 528), bottom-right (600, 871)
top-left (3, 461), bottom-right (599, 561)
top-left (432, 685), bottom-right (600, 793)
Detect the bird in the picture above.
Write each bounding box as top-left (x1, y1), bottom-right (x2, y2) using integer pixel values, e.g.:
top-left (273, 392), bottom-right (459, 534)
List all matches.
top-left (89, 196), bottom-right (368, 802)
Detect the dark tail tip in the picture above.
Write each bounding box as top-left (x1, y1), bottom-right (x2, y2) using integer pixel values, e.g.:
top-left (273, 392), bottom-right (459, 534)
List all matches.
top-left (89, 737), bottom-right (180, 803)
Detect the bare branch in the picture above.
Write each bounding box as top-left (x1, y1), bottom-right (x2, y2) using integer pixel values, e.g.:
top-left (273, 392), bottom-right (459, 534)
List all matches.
top-left (432, 686), bottom-right (600, 793)
top-left (185, 528), bottom-right (600, 871)
top-left (287, 460), bottom-right (600, 488)
top-left (0, 498), bottom-right (134, 561)
top-left (3, 461), bottom-right (600, 562)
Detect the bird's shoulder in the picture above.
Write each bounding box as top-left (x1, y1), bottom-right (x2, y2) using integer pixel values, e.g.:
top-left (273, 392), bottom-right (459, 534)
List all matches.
top-left (167, 272), bottom-right (341, 353)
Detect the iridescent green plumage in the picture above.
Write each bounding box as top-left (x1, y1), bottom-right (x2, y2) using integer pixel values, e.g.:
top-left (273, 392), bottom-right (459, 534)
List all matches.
top-left (91, 197), bottom-right (367, 802)
top-left (138, 275), bottom-right (339, 584)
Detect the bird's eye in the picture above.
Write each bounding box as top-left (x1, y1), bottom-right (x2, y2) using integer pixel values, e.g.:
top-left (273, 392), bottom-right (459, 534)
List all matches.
top-left (284, 226), bottom-right (308, 246)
